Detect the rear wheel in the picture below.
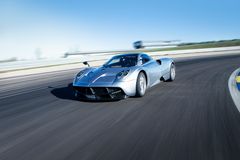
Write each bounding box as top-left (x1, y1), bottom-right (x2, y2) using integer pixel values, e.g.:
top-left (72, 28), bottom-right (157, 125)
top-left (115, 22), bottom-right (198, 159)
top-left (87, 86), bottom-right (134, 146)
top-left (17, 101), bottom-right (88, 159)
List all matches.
top-left (168, 63), bottom-right (176, 81)
top-left (135, 72), bottom-right (147, 97)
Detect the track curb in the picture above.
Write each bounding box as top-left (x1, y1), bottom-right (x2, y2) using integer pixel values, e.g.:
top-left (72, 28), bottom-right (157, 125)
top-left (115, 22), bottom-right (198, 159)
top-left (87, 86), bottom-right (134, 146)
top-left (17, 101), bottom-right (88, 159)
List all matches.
top-left (236, 72), bottom-right (240, 90)
top-left (229, 68), bottom-right (240, 112)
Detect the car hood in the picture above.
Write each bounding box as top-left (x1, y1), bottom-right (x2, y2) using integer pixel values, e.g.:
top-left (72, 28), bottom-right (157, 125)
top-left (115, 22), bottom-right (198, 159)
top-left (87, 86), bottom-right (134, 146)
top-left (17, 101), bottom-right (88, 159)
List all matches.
top-left (74, 67), bottom-right (129, 86)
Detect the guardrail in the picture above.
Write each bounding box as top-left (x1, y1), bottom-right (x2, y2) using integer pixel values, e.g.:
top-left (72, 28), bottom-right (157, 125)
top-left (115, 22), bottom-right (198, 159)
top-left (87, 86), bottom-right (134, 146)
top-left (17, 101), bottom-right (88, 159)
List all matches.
top-left (1, 46), bottom-right (240, 73)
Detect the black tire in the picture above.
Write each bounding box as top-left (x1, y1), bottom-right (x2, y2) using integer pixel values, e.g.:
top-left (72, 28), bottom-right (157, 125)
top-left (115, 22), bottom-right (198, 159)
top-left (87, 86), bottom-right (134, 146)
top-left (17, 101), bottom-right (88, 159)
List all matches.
top-left (135, 72), bottom-right (147, 97)
top-left (168, 63), bottom-right (176, 81)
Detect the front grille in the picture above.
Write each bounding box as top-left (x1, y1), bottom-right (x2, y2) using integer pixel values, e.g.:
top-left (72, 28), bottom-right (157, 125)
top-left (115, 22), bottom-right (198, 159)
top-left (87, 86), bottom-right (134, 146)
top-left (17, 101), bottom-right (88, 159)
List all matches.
top-left (74, 87), bottom-right (92, 95)
top-left (73, 87), bottom-right (125, 99)
top-left (92, 87), bottom-right (109, 95)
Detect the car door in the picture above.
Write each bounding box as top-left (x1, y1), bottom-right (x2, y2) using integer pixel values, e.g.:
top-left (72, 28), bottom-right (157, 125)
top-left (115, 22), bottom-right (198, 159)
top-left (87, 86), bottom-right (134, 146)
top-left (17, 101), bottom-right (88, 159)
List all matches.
top-left (140, 54), bottom-right (160, 86)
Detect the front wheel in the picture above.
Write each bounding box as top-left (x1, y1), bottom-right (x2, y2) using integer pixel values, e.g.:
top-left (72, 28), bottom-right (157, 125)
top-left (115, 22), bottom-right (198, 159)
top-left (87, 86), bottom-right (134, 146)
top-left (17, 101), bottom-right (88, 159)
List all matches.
top-left (135, 72), bottom-right (147, 97)
top-left (168, 63), bottom-right (176, 81)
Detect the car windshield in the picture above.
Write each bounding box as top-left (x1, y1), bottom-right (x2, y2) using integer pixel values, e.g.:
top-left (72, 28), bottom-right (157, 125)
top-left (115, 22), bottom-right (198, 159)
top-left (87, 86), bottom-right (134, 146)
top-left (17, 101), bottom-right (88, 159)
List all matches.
top-left (104, 55), bottom-right (138, 68)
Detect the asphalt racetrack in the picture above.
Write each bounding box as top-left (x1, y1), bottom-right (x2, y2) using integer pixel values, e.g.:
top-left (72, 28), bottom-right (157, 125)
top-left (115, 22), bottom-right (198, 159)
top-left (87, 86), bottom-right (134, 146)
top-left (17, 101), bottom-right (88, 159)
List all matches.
top-left (1, 54), bottom-right (240, 160)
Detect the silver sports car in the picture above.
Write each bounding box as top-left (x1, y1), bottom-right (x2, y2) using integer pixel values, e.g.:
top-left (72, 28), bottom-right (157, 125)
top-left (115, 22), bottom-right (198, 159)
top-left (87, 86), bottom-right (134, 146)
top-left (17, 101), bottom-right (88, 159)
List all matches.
top-left (73, 53), bottom-right (175, 100)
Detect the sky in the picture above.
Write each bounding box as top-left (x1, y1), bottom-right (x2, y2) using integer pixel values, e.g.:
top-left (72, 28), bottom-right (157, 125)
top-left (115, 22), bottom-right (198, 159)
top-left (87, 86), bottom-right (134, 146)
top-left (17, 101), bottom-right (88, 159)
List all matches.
top-left (0, 0), bottom-right (240, 60)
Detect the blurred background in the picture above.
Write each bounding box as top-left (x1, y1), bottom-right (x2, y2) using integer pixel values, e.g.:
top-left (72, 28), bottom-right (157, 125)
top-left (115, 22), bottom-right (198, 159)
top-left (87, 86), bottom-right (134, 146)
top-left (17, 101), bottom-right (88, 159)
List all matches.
top-left (1, 0), bottom-right (240, 61)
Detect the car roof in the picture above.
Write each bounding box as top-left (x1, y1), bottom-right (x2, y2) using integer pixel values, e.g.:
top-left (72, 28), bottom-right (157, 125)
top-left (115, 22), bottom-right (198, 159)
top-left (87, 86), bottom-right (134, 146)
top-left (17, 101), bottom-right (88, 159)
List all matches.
top-left (114, 53), bottom-right (146, 57)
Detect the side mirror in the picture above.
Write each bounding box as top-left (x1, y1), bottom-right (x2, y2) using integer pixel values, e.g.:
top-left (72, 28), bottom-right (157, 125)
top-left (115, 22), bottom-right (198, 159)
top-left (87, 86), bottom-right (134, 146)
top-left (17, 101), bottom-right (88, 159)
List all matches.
top-left (156, 59), bottom-right (162, 65)
top-left (83, 61), bottom-right (90, 67)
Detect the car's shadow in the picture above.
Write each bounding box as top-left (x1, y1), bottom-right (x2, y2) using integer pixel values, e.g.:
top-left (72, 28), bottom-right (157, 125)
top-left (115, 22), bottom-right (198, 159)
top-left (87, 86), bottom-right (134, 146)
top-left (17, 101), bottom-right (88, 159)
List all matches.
top-left (50, 83), bottom-right (121, 102)
top-left (50, 83), bottom-right (76, 101)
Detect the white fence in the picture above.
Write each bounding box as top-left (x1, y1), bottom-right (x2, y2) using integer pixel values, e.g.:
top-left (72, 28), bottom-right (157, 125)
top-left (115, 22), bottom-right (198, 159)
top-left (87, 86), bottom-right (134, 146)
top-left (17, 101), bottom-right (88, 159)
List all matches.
top-left (1, 46), bottom-right (240, 73)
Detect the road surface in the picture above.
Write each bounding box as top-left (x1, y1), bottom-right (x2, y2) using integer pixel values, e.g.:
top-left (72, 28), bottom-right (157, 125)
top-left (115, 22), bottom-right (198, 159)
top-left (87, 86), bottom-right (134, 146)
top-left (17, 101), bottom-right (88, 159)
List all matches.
top-left (0, 54), bottom-right (240, 160)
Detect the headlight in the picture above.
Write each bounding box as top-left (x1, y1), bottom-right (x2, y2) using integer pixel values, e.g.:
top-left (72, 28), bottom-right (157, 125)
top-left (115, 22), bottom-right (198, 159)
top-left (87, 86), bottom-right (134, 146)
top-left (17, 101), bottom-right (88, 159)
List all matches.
top-left (76, 70), bottom-right (85, 78)
top-left (116, 70), bottom-right (130, 79)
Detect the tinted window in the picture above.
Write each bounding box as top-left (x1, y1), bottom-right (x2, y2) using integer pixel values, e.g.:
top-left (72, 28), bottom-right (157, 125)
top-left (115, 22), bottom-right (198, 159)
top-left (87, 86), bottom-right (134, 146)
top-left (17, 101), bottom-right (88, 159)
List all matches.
top-left (140, 54), bottom-right (151, 64)
top-left (104, 55), bottom-right (138, 68)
